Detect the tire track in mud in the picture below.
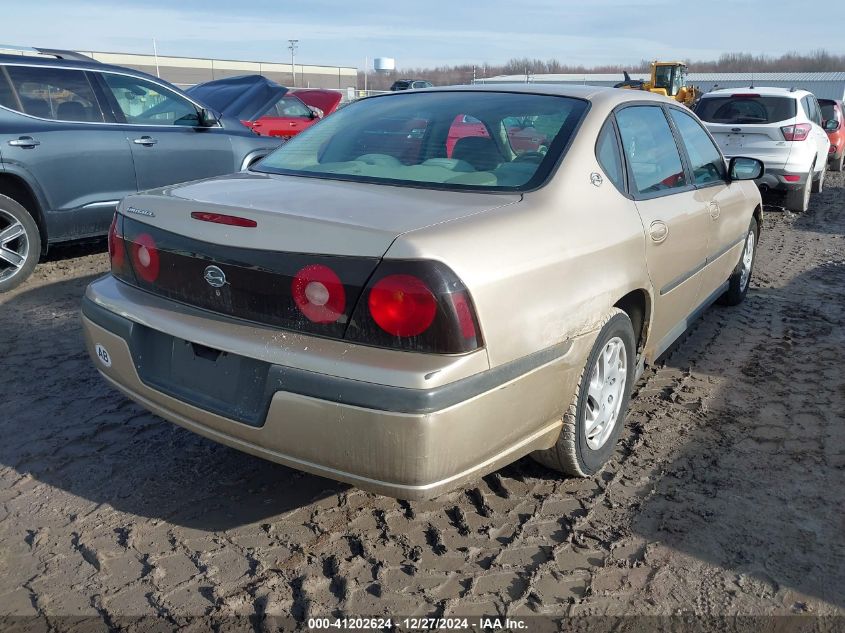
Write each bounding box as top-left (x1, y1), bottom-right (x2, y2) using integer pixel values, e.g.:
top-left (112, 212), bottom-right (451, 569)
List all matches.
top-left (1, 177), bottom-right (843, 622)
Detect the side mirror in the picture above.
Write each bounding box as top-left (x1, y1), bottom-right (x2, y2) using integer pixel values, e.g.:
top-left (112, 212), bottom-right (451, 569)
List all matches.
top-left (198, 108), bottom-right (220, 127)
top-left (729, 157), bottom-right (764, 181)
top-left (824, 119), bottom-right (841, 132)
top-left (308, 105), bottom-right (324, 120)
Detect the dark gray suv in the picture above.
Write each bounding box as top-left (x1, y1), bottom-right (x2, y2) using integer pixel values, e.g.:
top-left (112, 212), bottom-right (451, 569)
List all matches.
top-left (0, 52), bottom-right (282, 291)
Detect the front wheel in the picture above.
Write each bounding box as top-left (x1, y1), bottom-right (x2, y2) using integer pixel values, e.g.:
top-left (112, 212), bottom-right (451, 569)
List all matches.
top-left (719, 217), bottom-right (758, 306)
top-left (532, 309), bottom-right (636, 477)
top-left (0, 194), bottom-right (41, 293)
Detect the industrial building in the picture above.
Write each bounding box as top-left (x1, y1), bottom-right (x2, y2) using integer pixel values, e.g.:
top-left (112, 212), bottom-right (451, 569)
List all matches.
top-left (475, 72), bottom-right (845, 101)
top-left (0, 46), bottom-right (358, 91)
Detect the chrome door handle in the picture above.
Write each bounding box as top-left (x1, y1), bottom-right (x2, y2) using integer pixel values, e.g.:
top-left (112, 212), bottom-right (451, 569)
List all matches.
top-left (649, 220), bottom-right (669, 243)
top-left (8, 136), bottom-right (39, 148)
top-left (133, 136), bottom-right (158, 146)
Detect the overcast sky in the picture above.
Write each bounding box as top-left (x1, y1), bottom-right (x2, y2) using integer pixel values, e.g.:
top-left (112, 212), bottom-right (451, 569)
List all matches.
top-left (5, 0), bottom-right (844, 69)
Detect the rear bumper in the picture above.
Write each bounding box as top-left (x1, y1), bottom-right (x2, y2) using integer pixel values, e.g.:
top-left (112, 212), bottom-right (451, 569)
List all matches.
top-left (723, 146), bottom-right (815, 192)
top-left (754, 166), bottom-right (809, 192)
top-left (82, 276), bottom-right (589, 499)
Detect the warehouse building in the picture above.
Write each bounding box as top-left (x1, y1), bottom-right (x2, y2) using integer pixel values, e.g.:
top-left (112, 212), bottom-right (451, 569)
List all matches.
top-left (0, 46), bottom-right (358, 91)
top-left (476, 72), bottom-right (845, 101)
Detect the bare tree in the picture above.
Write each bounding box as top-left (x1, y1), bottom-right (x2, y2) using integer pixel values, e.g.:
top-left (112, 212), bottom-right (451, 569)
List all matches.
top-left (359, 50), bottom-right (845, 90)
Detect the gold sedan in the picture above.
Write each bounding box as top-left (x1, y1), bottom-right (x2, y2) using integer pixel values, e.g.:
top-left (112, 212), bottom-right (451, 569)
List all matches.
top-left (82, 85), bottom-right (764, 499)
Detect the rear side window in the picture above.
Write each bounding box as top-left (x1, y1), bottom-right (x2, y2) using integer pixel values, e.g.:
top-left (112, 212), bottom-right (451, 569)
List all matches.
top-left (803, 97), bottom-right (822, 125)
top-left (668, 108), bottom-right (727, 185)
top-left (5, 65), bottom-right (104, 122)
top-left (596, 121), bottom-right (624, 190)
top-left (695, 95), bottom-right (797, 124)
top-left (616, 106), bottom-right (688, 196)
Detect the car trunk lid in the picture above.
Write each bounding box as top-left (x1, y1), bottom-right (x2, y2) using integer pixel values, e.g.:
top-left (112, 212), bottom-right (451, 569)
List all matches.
top-left (112, 171), bottom-right (518, 335)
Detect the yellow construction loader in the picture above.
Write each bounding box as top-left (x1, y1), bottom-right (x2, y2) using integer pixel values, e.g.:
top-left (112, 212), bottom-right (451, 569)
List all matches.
top-left (615, 61), bottom-right (700, 108)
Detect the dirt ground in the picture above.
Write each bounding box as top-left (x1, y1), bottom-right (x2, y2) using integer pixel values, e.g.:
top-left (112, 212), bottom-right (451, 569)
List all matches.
top-left (0, 173), bottom-right (843, 630)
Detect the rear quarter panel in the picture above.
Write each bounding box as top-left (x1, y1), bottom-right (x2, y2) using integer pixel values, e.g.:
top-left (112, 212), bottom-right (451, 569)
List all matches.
top-left (387, 128), bottom-right (653, 368)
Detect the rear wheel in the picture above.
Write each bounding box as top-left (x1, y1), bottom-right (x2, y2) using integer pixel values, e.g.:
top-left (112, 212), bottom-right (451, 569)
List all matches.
top-left (784, 169), bottom-right (812, 212)
top-left (0, 194), bottom-right (40, 293)
top-left (532, 309), bottom-right (636, 477)
top-left (719, 217), bottom-right (758, 306)
top-left (811, 164), bottom-right (825, 193)
top-left (831, 153), bottom-right (844, 173)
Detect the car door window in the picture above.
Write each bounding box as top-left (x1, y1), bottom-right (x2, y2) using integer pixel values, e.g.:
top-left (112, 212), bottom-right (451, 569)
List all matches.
top-left (596, 120), bottom-right (625, 190)
top-left (0, 69), bottom-right (17, 110)
top-left (616, 105), bottom-right (688, 195)
top-left (5, 65), bottom-right (104, 122)
top-left (267, 96), bottom-right (312, 118)
top-left (668, 108), bottom-right (727, 186)
top-left (102, 73), bottom-right (199, 126)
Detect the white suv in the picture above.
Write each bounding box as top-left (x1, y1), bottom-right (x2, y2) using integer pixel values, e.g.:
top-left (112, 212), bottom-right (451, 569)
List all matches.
top-left (695, 87), bottom-right (831, 211)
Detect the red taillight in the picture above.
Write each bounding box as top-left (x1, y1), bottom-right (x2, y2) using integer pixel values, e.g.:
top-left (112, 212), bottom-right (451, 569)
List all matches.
top-left (781, 123), bottom-right (811, 141)
top-left (292, 264), bottom-right (346, 323)
top-left (191, 212), bottom-right (257, 228)
top-left (107, 214), bottom-right (125, 271)
top-left (783, 174), bottom-right (802, 182)
top-left (368, 274), bottom-right (437, 337)
top-left (130, 233), bottom-right (160, 283)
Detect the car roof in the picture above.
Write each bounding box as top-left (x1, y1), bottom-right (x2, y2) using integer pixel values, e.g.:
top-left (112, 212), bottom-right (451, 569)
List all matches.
top-left (702, 86), bottom-right (810, 98)
top-left (0, 52), bottom-right (173, 87)
top-left (376, 82), bottom-right (673, 109)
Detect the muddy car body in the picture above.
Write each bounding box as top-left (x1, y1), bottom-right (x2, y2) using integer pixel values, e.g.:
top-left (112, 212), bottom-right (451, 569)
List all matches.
top-left (82, 85), bottom-right (764, 499)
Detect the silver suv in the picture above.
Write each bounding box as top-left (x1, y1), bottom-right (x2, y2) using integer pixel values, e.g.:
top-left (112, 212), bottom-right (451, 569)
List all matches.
top-left (695, 87), bottom-right (831, 212)
top-left (0, 50), bottom-right (282, 291)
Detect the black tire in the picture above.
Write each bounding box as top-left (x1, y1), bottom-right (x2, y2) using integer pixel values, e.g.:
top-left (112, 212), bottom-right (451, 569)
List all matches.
top-left (532, 308), bottom-right (636, 477)
top-left (719, 217), bottom-right (758, 307)
top-left (811, 165), bottom-right (825, 194)
top-left (830, 153), bottom-right (844, 173)
top-left (0, 194), bottom-right (40, 293)
top-left (784, 169), bottom-right (812, 212)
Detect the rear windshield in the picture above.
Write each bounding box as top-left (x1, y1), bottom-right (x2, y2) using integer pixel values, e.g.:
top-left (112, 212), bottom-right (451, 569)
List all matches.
top-left (252, 91), bottom-right (588, 192)
top-left (695, 96), bottom-right (797, 125)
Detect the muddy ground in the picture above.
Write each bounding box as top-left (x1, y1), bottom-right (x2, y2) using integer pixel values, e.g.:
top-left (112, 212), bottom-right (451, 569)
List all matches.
top-left (0, 174), bottom-right (843, 630)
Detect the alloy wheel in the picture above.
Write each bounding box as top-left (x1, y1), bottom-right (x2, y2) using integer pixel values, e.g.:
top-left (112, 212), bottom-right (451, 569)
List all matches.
top-left (0, 208), bottom-right (29, 284)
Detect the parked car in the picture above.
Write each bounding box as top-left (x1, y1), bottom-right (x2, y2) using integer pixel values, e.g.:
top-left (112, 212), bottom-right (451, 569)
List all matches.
top-left (0, 52), bottom-right (282, 291)
top-left (819, 98), bottom-right (845, 172)
top-left (695, 87), bottom-right (830, 212)
top-left (82, 86), bottom-right (764, 499)
top-left (390, 79), bottom-right (433, 91)
top-left (187, 75), bottom-right (342, 140)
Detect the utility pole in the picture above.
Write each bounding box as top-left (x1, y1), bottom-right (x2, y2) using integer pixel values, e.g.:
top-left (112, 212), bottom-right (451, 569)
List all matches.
top-left (288, 39), bottom-right (299, 87)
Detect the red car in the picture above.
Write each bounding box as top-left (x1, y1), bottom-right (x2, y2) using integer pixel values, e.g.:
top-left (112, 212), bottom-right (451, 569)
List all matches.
top-left (187, 76), bottom-right (342, 141)
top-left (248, 90), bottom-right (342, 139)
top-left (820, 98), bottom-right (845, 172)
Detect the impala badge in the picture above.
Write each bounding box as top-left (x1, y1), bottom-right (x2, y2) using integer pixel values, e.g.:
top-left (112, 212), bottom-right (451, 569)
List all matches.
top-left (203, 265), bottom-right (227, 288)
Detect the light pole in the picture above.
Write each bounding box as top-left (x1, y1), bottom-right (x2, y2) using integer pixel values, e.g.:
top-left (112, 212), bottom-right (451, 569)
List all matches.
top-left (288, 39), bottom-right (299, 87)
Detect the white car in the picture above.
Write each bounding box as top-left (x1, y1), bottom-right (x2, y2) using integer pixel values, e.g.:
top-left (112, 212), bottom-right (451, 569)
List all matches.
top-left (695, 87), bottom-right (830, 211)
